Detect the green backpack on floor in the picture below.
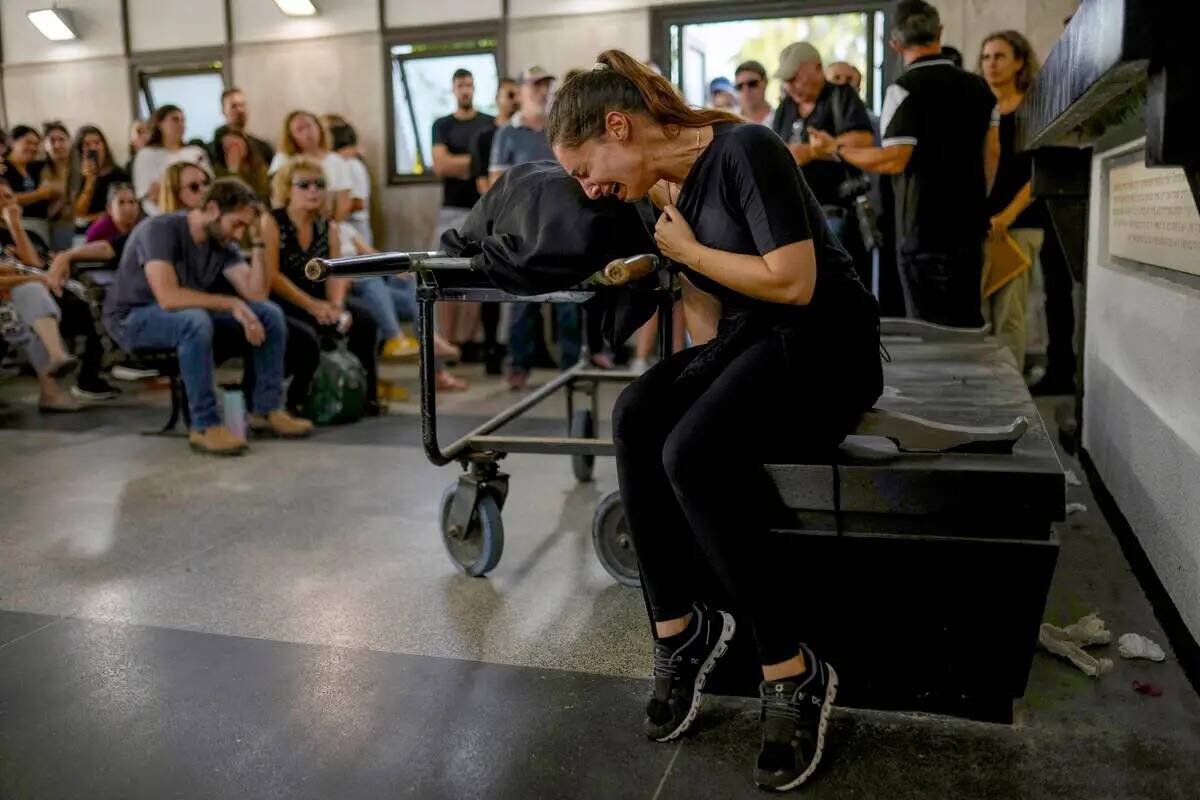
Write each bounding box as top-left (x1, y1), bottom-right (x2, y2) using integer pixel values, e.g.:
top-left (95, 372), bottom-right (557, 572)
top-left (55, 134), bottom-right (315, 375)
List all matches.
top-left (303, 344), bottom-right (367, 425)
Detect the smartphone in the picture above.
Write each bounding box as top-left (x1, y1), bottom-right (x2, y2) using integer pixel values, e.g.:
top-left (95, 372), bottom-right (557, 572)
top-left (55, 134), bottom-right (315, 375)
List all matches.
top-left (86, 150), bottom-right (99, 165)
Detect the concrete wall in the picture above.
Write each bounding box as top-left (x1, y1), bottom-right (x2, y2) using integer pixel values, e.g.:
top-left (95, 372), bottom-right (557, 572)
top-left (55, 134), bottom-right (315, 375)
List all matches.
top-left (1083, 138), bottom-right (1200, 642)
top-left (929, 0), bottom-right (1079, 73)
top-left (1, 0), bottom-right (1078, 248)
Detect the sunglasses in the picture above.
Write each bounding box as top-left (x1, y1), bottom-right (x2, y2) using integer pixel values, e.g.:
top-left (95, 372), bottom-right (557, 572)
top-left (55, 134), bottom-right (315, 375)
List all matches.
top-left (184, 180), bottom-right (210, 193)
top-left (735, 79), bottom-right (762, 90)
top-left (293, 178), bottom-right (327, 191)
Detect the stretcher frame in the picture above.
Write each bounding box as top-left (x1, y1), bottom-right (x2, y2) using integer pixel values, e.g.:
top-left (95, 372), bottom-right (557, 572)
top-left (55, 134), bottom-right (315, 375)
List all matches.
top-left (306, 250), bottom-right (674, 581)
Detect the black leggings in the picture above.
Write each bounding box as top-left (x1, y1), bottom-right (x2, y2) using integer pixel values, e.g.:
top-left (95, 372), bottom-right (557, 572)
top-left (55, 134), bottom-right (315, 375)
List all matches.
top-left (613, 333), bottom-right (880, 665)
top-left (56, 291), bottom-right (103, 384)
top-left (276, 297), bottom-right (379, 411)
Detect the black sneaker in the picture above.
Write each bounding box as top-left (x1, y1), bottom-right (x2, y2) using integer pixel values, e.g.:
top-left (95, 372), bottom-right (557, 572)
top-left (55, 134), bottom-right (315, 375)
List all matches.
top-left (754, 644), bottom-right (839, 792)
top-left (71, 379), bottom-right (122, 401)
top-left (644, 602), bottom-right (736, 742)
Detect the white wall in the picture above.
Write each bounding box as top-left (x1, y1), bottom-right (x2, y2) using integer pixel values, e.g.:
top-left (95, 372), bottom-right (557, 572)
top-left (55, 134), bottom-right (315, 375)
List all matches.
top-left (1, 0), bottom-right (124, 65)
top-left (929, 0), bottom-right (1079, 72)
top-left (1083, 139), bottom-right (1200, 643)
top-left (387, 0), bottom-right (500, 27)
top-left (127, 0), bottom-right (225, 52)
top-left (505, 9), bottom-right (651, 76)
top-left (2, 58), bottom-right (133, 157)
top-left (231, 0), bottom-right (377, 43)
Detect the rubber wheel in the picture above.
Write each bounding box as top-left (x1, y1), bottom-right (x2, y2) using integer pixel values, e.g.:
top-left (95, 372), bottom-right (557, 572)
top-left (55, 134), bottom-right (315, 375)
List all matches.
top-left (440, 484), bottom-right (504, 577)
top-left (570, 409), bottom-right (596, 482)
top-left (592, 491), bottom-right (641, 587)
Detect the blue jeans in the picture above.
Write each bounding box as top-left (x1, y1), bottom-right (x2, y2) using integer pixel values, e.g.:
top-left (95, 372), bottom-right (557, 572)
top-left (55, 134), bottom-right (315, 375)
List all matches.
top-left (508, 303), bottom-right (580, 371)
top-left (115, 301), bottom-right (287, 430)
top-left (353, 276), bottom-right (418, 341)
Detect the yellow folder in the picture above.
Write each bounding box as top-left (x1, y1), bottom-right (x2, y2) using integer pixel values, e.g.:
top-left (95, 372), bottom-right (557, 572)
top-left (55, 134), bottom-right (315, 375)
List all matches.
top-left (983, 232), bottom-right (1032, 298)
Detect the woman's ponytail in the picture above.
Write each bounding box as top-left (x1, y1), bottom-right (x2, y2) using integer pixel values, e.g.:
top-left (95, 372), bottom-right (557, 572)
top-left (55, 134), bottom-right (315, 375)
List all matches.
top-left (548, 49), bottom-right (741, 149)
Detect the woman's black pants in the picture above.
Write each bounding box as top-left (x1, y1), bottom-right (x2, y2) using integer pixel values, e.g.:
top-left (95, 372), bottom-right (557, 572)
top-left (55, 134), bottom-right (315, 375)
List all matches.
top-left (613, 332), bottom-right (880, 665)
top-left (55, 291), bottom-right (104, 385)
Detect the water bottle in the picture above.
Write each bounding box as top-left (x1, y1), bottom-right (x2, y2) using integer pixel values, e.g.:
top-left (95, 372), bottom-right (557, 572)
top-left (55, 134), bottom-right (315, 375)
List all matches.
top-left (790, 119), bottom-right (806, 144)
top-left (223, 389), bottom-right (247, 439)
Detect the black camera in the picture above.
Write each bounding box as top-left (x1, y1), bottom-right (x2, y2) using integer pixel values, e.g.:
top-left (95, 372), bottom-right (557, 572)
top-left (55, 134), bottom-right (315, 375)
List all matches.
top-left (836, 173), bottom-right (881, 252)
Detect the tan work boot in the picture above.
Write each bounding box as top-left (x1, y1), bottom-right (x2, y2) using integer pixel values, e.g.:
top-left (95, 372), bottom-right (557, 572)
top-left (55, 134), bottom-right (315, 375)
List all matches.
top-left (188, 425), bottom-right (248, 456)
top-left (248, 409), bottom-right (314, 439)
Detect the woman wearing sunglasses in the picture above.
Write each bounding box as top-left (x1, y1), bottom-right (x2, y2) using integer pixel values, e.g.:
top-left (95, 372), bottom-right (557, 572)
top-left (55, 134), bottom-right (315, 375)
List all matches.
top-left (157, 161), bottom-right (214, 215)
top-left (261, 157), bottom-right (381, 417)
top-left (734, 60), bottom-right (774, 126)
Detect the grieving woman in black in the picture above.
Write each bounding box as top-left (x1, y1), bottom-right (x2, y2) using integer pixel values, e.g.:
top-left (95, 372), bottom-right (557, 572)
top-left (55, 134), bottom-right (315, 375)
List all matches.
top-left (549, 50), bottom-right (882, 792)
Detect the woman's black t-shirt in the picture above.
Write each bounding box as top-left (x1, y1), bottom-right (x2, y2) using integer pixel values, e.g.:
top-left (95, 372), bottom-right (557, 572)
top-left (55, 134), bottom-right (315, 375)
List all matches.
top-left (83, 166), bottom-right (132, 216)
top-left (987, 111), bottom-right (1043, 229)
top-left (673, 121), bottom-right (873, 331)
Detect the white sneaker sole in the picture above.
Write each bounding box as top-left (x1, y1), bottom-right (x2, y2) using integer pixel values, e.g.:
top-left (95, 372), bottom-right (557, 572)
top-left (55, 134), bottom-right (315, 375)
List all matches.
top-left (764, 664), bottom-right (840, 792)
top-left (654, 610), bottom-right (736, 742)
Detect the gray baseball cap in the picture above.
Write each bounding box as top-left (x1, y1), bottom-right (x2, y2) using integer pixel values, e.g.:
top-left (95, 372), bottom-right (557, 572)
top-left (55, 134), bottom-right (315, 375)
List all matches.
top-left (774, 42), bottom-right (822, 80)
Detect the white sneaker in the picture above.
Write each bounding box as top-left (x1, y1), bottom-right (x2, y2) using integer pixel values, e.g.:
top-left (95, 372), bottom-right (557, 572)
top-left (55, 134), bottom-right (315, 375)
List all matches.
top-left (629, 358), bottom-right (649, 375)
top-left (111, 365), bottom-right (160, 381)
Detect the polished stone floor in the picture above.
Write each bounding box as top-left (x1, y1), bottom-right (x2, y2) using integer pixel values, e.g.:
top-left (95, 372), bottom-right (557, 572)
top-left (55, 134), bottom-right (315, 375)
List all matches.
top-left (1, 364), bottom-right (1198, 799)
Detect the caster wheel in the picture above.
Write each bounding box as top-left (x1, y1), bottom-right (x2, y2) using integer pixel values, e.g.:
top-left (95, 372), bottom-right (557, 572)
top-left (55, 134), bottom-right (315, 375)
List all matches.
top-left (440, 483), bottom-right (504, 577)
top-left (592, 491), bottom-right (641, 587)
top-left (570, 409), bottom-right (596, 482)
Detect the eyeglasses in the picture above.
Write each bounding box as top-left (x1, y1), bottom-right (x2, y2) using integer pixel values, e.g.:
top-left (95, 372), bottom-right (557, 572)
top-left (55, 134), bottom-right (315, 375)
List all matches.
top-left (293, 178), bottom-right (327, 191)
top-left (735, 79), bottom-right (762, 90)
top-left (184, 180), bottom-right (210, 194)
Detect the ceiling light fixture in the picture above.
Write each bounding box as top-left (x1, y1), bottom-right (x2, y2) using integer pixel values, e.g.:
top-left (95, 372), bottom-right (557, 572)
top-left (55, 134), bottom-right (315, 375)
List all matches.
top-left (274, 0), bottom-right (318, 16)
top-left (27, 7), bottom-right (78, 41)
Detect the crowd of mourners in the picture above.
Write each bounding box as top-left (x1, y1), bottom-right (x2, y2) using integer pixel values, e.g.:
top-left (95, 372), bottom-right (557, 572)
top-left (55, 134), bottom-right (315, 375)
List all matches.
top-left (0, 0), bottom-right (1074, 456)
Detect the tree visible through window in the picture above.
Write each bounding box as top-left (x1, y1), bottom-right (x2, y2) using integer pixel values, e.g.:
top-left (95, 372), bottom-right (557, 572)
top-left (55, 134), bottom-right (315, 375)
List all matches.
top-left (390, 41), bottom-right (499, 179)
top-left (669, 14), bottom-right (876, 111)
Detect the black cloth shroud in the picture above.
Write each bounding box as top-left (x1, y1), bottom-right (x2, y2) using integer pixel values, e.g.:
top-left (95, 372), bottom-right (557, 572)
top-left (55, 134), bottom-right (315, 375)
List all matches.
top-left (439, 160), bottom-right (663, 348)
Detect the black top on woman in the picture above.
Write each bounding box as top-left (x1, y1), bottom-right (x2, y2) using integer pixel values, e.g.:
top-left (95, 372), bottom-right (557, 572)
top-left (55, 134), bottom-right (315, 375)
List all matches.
top-left (548, 49), bottom-right (881, 792)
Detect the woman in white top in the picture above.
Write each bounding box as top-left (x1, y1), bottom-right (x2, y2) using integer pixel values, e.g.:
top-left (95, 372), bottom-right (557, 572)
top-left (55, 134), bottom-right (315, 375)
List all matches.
top-left (268, 111), bottom-right (352, 222)
top-left (131, 105), bottom-right (210, 215)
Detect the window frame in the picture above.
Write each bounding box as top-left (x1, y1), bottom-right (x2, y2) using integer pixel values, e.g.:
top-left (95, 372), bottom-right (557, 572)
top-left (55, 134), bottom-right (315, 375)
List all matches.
top-left (127, 46), bottom-right (230, 135)
top-left (649, 0), bottom-right (896, 116)
top-left (382, 21), bottom-right (505, 185)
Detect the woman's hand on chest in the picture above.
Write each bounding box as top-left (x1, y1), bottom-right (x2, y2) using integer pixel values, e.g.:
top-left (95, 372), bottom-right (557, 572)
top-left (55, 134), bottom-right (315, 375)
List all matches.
top-left (654, 204), bottom-right (701, 266)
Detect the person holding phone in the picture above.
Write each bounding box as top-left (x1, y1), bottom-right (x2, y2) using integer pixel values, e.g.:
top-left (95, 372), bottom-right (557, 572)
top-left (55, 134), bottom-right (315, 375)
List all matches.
top-left (72, 125), bottom-right (131, 230)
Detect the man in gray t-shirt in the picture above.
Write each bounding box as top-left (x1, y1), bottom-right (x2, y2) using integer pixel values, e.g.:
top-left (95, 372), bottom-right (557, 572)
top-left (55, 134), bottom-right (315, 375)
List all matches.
top-left (103, 179), bottom-right (312, 453)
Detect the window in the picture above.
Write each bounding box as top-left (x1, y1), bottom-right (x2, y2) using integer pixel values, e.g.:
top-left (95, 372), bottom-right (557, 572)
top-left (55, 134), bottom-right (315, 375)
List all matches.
top-left (130, 52), bottom-right (228, 145)
top-left (387, 36), bottom-right (500, 182)
top-left (654, 2), bottom-right (892, 117)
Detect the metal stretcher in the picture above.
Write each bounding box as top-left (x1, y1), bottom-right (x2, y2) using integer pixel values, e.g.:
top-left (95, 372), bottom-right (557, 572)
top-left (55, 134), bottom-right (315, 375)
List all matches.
top-left (305, 250), bottom-right (673, 583)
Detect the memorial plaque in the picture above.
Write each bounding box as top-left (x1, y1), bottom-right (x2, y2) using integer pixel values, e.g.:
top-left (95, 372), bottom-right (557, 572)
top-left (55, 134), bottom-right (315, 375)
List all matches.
top-left (1108, 160), bottom-right (1200, 275)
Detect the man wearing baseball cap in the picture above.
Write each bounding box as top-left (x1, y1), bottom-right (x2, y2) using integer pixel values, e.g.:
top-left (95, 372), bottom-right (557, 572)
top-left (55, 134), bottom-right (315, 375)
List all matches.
top-left (707, 76), bottom-right (738, 112)
top-left (771, 41), bottom-right (875, 284)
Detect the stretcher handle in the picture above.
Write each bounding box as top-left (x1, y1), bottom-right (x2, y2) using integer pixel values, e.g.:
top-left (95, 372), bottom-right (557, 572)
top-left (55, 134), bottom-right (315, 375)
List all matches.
top-left (599, 254), bottom-right (660, 286)
top-left (304, 251), bottom-right (447, 282)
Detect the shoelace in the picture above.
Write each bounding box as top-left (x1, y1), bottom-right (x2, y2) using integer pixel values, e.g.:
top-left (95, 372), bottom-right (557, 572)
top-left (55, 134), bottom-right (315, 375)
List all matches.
top-left (652, 643), bottom-right (682, 680)
top-left (761, 688), bottom-right (805, 725)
